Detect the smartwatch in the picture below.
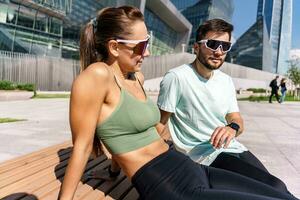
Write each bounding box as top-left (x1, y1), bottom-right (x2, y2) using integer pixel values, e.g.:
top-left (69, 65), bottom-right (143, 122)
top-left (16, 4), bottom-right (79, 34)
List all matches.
top-left (226, 122), bottom-right (240, 136)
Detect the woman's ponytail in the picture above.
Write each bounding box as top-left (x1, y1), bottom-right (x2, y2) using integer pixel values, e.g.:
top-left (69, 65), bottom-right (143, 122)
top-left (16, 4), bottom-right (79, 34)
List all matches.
top-left (79, 22), bottom-right (97, 71)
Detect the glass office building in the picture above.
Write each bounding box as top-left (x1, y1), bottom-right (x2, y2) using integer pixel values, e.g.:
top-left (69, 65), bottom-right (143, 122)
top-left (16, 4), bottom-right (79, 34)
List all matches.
top-left (0, 0), bottom-right (191, 58)
top-left (171, 0), bottom-right (234, 52)
top-left (144, 8), bottom-right (179, 55)
top-left (62, 0), bottom-right (108, 59)
top-left (230, 0), bottom-right (293, 74)
top-left (0, 0), bottom-right (71, 57)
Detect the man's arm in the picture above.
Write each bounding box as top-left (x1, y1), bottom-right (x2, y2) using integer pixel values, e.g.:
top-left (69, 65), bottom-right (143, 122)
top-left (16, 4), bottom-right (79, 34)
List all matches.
top-left (225, 112), bottom-right (244, 137)
top-left (155, 109), bottom-right (172, 140)
top-left (210, 112), bottom-right (244, 149)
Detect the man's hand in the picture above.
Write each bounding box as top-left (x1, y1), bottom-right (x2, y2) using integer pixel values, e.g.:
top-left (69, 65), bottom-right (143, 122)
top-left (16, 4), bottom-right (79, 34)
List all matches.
top-left (210, 126), bottom-right (236, 149)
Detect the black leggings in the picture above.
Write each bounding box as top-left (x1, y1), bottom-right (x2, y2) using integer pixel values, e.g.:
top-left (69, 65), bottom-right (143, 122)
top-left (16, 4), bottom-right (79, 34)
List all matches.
top-left (210, 151), bottom-right (289, 193)
top-left (132, 149), bottom-right (298, 200)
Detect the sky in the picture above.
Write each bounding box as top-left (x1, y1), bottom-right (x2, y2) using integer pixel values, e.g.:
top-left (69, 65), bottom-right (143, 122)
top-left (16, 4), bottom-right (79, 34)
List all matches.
top-left (232, 0), bottom-right (300, 50)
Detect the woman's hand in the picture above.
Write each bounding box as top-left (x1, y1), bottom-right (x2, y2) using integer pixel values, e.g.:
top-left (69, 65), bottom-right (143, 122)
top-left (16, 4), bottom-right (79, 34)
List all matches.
top-left (87, 159), bottom-right (121, 181)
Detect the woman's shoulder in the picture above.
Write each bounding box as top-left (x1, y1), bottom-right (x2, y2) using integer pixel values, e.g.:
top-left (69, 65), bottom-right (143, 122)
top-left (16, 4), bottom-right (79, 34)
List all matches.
top-left (78, 62), bottom-right (114, 82)
top-left (83, 62), bottom-right (112, 78)
top-left (72, 62), bottom-right (113, 93)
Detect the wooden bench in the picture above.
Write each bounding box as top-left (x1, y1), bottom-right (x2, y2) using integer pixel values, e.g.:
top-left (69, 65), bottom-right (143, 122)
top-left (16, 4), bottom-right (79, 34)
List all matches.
top-left (0, 141), bottom-right (139, 200)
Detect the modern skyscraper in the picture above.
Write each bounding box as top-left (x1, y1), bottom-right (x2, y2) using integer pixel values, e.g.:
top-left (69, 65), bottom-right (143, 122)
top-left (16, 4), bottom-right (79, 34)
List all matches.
top-left (229, 0), bottom-right (293, 74)
top-left (171, 0), bottom-right (234, 52)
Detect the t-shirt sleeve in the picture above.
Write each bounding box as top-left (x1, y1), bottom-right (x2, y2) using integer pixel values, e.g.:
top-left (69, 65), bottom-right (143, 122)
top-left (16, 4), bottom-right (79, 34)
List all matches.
top-left (227, 77), bottom-right (239, 113)
top-left (157, 72), bottom-right (181, 113)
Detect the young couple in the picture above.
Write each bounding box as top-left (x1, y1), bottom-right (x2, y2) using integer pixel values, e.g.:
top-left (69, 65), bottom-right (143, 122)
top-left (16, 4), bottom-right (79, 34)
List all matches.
top-left (58, 6), bottom-right (298, 200)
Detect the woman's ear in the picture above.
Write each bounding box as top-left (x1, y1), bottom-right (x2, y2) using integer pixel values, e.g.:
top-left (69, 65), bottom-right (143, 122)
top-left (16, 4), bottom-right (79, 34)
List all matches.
top-left (107, 40), bottom-right (119, 57)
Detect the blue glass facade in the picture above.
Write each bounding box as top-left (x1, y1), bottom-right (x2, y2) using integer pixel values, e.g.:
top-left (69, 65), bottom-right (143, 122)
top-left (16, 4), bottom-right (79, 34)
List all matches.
top-left (170, 0), bottom-right (199, 11)
top-left (171, 0), bottom-right (234, 52)
top-left (144, 8), bottom-right (179, 55)
top-left (228, 19), bottom-right (263, 70)
top-left (0, 0), bottom-right (71, 57)
top-left (62, 0), bottom-right (107, 59)
top-left (277, 0), bottom-right (292, 74)
top-left (230, 0), bottom-right (292, 74)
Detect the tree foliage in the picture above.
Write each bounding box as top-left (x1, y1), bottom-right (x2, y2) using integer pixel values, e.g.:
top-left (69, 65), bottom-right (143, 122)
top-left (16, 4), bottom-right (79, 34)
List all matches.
top-left (286, 57), bottom-right (300, 87)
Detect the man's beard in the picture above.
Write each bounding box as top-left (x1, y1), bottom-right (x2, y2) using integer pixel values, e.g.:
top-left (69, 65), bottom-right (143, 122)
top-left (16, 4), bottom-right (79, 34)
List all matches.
top-left (197, 51), bottom-right (224, 71)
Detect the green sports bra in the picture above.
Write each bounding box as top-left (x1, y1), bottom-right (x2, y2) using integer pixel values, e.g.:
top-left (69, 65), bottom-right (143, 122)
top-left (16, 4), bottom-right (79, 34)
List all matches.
top-left (95, 79), bottom-right (161, 154)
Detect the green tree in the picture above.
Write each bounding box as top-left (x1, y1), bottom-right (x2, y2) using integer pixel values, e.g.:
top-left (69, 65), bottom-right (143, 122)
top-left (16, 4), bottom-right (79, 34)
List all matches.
top-left (286, 56), bottom-right (300, 98)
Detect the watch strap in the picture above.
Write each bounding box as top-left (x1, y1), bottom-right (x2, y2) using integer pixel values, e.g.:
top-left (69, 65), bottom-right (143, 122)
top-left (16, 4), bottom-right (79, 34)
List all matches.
top-left (226, 122), bottom-right (240, 136)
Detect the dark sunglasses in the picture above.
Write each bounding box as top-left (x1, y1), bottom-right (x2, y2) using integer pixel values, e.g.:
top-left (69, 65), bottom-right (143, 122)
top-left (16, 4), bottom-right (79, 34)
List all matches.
top-left (198, 39), bottom-right (232, 53)
top-left (116, 35), bottom-right (150, 55)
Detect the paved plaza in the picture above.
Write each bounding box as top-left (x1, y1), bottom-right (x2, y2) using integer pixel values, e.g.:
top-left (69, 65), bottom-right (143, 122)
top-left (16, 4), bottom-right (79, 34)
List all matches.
top-left (0, 98), bottom-right (300, 197)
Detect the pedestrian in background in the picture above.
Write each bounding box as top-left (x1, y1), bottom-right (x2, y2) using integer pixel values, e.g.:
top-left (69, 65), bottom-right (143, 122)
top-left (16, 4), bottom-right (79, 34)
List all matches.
top-left (279, 78), bottom-right (287, 103)
top-left (269, 75), bottom-right (280, 103)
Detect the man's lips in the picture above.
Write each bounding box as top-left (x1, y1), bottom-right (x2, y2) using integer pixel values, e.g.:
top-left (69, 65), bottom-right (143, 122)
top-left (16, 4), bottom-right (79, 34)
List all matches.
top-left (209, 57), bottom-right (222, 63)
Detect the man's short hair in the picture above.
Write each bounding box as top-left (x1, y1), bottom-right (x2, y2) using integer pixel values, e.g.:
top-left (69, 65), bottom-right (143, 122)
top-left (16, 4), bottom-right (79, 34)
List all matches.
top-left (196, 18), bottom-right (233, 42)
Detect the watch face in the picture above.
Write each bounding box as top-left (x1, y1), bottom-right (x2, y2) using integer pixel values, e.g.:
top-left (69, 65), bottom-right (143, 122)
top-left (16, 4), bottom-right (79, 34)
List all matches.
top-left (228, 122), bottom-right (239, 132)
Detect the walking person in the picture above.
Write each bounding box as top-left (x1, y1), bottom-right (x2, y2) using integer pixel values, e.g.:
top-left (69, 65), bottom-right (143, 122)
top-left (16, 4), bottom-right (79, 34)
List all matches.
top-left (269, 75), bottom-right (280, 103)
top-left (279, 78), bottom-right (287, 103)
top-left (58, 7), bottom-right (298, 200)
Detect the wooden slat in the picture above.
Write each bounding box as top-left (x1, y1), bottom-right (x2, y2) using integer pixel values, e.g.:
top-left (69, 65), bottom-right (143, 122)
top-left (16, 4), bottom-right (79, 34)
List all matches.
top-left (122, 188), bottom-right (139, 200)
top-left (0, 141), bottom-right (72, 174)
top-left (0, 158), bottom-right (68, 198)
top-left (79, 173), bottom-right (127, 200)
top-left (104, 177), bottom-right (132, 200)
top-left (21, 180), bottom-right (62, 200)
top-left (80, 189), bottom-right (104, 200)
top-left (34, 158), bottom-right (109, 200)
top-left (72, 161), bottom-right (112, 200)
top-left (0, 154), bottom-right (105, 199)
top-left (0, 149), bottom-right (70, 188)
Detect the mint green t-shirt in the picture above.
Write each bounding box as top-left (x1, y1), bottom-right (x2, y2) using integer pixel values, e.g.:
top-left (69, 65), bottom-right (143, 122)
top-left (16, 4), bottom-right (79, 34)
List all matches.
top-left (157, 64), bottom-right (247, 165)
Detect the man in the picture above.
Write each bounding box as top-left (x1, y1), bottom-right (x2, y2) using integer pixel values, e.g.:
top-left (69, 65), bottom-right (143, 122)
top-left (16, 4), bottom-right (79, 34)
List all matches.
top-left (269, 75), bottom-right (280, 103)
top-left (157, 19), bottom-right (287, 191)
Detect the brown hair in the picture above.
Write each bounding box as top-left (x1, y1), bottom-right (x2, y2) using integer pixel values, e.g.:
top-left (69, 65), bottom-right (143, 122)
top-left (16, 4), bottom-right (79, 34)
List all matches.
top-left (79, 6), bottom-right (144, 71)
top-left (79, 6), bottom-right (144, 157)
top-left (196, 18), bottom-right (233, 42)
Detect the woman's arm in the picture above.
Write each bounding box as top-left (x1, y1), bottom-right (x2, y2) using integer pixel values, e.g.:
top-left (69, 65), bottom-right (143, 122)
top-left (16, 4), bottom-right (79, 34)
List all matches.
top-left (101, 142), bottom-right (121, 175)
top-left (59, 65), bottom-right (109, 200)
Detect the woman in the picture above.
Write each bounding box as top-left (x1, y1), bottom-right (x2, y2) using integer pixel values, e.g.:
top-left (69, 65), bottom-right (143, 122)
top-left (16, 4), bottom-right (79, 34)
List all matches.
top-left (59, 6), bottom-right (298, 200)
top-left (280, 78), bottom-right (287, 103)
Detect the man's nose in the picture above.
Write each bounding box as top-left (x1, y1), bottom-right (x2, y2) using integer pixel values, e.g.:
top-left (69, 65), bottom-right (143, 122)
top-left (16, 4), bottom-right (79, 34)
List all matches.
top-left (214, 45), bottom-right (223, 55)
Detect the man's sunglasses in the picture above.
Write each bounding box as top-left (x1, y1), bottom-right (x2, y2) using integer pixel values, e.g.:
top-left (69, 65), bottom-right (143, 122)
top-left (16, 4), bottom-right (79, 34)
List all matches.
top-left (198, 39), bottom-right (232, 53)
top-left (116, 35), bottom-right (150, 55)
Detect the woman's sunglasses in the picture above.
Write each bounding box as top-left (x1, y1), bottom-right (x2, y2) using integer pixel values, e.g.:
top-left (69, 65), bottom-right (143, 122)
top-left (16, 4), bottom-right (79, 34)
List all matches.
top-left (198, 39), bottom-right (232, 53)
top-left (116, 35), bottom-right (150, 55)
